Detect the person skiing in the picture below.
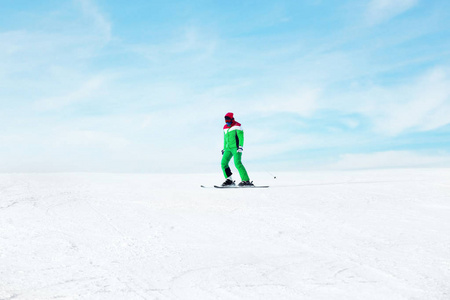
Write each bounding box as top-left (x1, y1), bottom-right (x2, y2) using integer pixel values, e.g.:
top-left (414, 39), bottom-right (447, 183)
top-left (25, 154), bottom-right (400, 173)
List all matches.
top-left (221, 112), bottom-right (253, 187)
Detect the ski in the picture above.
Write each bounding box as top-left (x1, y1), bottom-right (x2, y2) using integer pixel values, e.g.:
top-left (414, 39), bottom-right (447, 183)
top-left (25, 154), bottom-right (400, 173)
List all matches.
top-left (201, 185), bottom-right (269, 189)
top-left (215, 185), bottom-right (269, 189)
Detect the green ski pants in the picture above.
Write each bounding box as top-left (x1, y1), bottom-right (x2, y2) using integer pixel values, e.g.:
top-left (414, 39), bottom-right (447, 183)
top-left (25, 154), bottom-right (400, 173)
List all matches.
top-left (221, 149), bottom-right (250, 181)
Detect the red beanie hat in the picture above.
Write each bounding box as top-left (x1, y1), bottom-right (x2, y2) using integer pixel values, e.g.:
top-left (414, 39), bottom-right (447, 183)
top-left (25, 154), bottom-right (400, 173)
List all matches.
top-left (225, 112), bottom-right (234, 119)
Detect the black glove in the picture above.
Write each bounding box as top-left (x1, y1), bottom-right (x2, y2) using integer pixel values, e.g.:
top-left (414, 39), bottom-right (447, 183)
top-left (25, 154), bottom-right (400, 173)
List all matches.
top-left (221, 149), bottom-right (224, 155)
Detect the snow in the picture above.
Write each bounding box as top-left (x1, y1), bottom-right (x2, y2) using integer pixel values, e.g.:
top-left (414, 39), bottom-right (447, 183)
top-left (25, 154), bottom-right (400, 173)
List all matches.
top-left (1, 169), bottom-right (450, 300)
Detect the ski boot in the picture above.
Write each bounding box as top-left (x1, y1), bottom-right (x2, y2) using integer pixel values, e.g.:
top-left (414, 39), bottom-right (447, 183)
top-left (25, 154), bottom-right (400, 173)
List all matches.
top-left (222, 179), bottom-right (235, 187)
top-left (238, 181), bottom-right (254, 187)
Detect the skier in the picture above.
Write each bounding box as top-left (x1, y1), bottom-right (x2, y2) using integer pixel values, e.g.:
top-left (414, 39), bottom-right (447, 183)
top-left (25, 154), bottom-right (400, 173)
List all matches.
top-left (221, 112), bottom-right (253, 187)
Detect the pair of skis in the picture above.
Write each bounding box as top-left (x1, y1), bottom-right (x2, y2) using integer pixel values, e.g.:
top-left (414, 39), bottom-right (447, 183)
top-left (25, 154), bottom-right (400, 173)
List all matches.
top-left (201, 185), bottom-right (269, 189)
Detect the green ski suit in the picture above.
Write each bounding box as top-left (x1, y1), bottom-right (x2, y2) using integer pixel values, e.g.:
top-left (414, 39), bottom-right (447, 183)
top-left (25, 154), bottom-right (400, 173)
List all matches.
top-left (221, 119), bottom-right (250, 181)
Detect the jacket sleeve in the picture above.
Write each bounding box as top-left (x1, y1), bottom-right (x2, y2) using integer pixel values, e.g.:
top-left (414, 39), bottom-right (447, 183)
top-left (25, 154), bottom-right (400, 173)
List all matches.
top-left (237, 129), bottom-right (244, 147)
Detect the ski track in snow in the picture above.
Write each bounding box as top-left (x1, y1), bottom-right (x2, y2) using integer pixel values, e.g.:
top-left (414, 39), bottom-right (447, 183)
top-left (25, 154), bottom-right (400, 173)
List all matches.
top-left (1, 170), bottom-right (450, 299)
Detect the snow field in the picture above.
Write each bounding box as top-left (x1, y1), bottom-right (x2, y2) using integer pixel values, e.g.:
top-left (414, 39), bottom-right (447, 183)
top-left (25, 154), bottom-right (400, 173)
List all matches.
top-left (1, 169), bottom-right (450, 299)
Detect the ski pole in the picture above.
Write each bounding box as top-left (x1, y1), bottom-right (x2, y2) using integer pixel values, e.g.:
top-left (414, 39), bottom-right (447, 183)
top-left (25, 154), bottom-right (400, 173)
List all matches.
top-left (263, 168), bottom-right (277, 179)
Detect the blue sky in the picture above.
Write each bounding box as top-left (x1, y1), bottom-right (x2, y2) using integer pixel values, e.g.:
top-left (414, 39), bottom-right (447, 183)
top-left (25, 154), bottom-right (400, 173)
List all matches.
top-left (1, 0), bottom-right (450, 173)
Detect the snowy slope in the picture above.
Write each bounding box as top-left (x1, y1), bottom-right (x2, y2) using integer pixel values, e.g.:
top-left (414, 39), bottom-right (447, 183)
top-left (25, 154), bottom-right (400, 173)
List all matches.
top-left (1, 169), bottom-right (450, 300)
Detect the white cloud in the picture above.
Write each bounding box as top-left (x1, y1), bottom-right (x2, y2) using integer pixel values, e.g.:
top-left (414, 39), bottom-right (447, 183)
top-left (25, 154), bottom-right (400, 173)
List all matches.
top-left (323, 67), bottom-right (450, 136)
top-left (60, 130), bottom-right (130, 149)
top-left (364, 67), bottom-right (450, 136)
top-left (129, 25), bottom-right (218, 68)
top-left (367, 0), bottom-right (419, 25)
top-left (173, 27), bottom-right (218, 55)
top-left (328, 150), bottom-right (450, 170)
top-left (34, 75), bottom-right (109, 111)
top-left (256, 86), bottom-right (321, 117)
top-left (246, 132), bottom-right (321, 160)
top-left (0, 1), bottom-right (113, 98)
top-left (76, 0), bottom-right (112, 43)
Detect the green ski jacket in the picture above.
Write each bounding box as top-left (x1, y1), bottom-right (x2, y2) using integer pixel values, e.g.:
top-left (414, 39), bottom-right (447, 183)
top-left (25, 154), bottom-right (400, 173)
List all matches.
top-left (223, 121), bottom-right (244, 150)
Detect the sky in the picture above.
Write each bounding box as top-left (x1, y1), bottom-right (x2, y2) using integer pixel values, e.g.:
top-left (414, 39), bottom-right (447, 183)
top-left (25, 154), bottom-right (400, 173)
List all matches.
top-left (1, 0), bottom-right (450, 173)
